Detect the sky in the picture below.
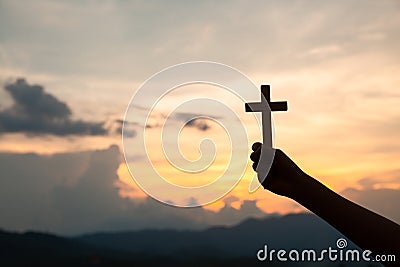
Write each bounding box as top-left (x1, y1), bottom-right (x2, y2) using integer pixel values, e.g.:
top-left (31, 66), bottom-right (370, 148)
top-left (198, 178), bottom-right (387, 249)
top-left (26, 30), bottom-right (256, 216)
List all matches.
top-left (0, 0), bottom-right (399, 235)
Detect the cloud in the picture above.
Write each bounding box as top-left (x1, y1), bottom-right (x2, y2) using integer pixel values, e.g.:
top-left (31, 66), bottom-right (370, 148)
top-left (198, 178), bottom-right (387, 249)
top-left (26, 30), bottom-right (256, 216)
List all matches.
top-left (223, 195), bottom-right (240, 206)
top-left (114, 119), bottom-right (137, 138)
top-left (142, 112), bottom-right (214, 131)
top-left (1, 0), bottom-right (399, 80)
top-left (0, 78), bottom-right (107, 136)
top-left (341, 176), bottom-right (400, 224)
top-left (0, 146), bottom-right (267, 235)
top-left (185, 118), bottom-right (210, 131)
top-left (175, 112), bottom-right (214, 132)
top-left (357, 177), bottom-right (376, 190)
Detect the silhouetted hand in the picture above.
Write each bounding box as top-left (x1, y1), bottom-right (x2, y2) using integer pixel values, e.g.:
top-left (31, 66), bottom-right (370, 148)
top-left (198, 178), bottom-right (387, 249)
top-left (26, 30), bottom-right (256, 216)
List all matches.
top-left (250, 142), bottom-right (400, 267)
top-left (250, 142), bottom-right (307, 199)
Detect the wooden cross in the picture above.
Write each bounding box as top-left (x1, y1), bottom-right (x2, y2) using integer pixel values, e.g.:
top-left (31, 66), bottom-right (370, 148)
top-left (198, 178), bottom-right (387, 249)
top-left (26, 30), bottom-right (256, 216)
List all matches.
top-left (245, 85), bottom-right (288, 147)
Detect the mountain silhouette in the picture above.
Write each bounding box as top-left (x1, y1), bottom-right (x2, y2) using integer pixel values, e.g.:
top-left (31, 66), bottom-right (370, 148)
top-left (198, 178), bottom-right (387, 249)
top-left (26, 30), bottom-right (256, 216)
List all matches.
top-left (0, 213), bottom-right (381, 266)
top-left (78, 213), bottom-right (346, 257)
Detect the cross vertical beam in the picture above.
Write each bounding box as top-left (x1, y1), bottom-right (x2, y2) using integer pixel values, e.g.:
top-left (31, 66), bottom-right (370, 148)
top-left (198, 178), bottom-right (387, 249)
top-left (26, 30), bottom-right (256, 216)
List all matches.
top-left (245, 85), bottom-right (288, 148)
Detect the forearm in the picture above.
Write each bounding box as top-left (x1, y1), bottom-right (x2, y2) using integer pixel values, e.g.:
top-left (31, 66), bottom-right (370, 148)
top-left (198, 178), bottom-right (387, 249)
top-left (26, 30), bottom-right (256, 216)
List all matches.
top-left (292, 173), bottom-right (400, 258)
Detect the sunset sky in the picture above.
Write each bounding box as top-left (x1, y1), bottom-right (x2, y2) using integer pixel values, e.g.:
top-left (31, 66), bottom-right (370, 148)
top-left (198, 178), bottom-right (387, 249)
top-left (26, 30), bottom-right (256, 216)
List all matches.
top-left (0, 0), bottom-right (399, 235)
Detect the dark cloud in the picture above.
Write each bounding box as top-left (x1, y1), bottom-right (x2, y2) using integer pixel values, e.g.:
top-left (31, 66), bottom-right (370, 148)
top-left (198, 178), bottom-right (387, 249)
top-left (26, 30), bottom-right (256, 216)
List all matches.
top-left (0, 78), bottom-right (107, 136)
top-left (142, 112), bottom-right (214, 131)
top-left (185, 118), bottom-right (210, 131)
top-left (115, 119), bottom-right (137, 138)
top-left (0, 146), bottom-right (267, 235)
top-left (175, 112), bottom-right (215, 132)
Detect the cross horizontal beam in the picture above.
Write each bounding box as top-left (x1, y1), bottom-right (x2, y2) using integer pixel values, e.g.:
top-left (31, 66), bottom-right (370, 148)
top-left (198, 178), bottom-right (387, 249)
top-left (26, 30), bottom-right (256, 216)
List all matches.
top-left (245, 101), bottom-right (288, 112)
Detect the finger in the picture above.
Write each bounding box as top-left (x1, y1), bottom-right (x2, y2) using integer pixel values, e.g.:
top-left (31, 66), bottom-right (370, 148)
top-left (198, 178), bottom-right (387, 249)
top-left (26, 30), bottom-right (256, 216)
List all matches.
top-left (252, 162), bottom-right (258, 171)
top-left (250, 147), bottom-right (261, 162)
top-left (252, 142), bottom-right (262, 151)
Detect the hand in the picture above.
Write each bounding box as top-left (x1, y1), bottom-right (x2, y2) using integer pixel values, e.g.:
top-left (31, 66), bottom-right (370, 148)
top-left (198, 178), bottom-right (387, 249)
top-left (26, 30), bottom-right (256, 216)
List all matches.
top-left (251, 143), bottom-right (400, 263)
top-left (250, 142), bottom-right (307, 199)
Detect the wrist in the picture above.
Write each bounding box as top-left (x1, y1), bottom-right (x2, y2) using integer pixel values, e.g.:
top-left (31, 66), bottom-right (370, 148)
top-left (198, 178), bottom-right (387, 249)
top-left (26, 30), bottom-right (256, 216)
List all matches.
top-left (289, 172), bottom-right (317, 202)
